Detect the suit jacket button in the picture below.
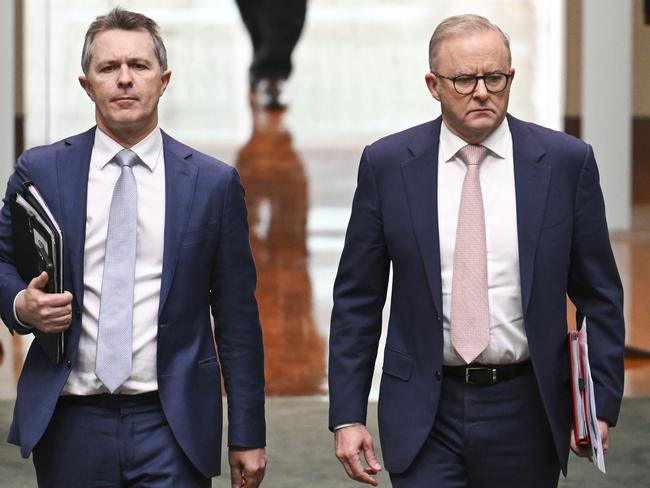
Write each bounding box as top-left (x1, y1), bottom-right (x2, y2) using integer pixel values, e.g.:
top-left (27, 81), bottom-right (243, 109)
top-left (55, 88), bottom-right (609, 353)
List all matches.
top-left (74, 310), bottom-right (81, 319)
top-left (66, 360), bottom-right (72, 369)
top-left (435, 370), bottom-right (441, 381)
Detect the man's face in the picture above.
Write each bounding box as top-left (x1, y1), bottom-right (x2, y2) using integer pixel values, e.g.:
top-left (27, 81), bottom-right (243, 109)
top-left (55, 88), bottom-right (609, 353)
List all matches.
top-left (425, 30), bottom-right (514, 144)
top-left (79, 28), bottom-right (171, 144)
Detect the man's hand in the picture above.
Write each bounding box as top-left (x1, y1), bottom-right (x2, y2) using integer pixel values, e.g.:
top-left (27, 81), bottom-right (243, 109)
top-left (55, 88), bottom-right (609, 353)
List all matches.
top-left (335, 425), bottom-right (383, 486)
top-left (15, 272), bottom-right (73, 333)
top-left (570, 420), bottom-right (609, 458)
top-left (229, 447), bottom-right (267, 488)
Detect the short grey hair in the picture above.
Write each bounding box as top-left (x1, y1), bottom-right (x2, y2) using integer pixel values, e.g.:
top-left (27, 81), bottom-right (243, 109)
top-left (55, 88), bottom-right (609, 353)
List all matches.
top-left (428, 14), bottom-right (511, 71)
top-left (81, 7), bottom-right (168, 75)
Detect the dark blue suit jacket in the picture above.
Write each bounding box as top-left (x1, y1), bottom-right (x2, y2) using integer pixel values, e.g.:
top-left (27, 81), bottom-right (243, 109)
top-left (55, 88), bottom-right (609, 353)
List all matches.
top-left (0, 128), bottom-right (266, 478)
top-left (328, 115), bottom-right (625, 474)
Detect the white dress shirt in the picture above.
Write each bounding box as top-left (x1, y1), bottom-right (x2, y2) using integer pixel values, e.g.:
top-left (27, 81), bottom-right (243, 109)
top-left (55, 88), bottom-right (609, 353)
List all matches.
top-left (62, 127), bottom-right (166, 395)
top-left (438, 119), bottom-right (529, 365)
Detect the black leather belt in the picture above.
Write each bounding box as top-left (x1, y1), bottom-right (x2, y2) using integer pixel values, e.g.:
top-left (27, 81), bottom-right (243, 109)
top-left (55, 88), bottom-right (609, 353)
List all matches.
top-left (443, 360), bottom-right (532, 386)
top-left (59, 391), bottom-right (159, 408)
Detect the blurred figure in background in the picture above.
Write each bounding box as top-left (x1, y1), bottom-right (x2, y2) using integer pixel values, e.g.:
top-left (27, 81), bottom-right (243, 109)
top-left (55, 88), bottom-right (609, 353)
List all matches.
top-left (236, 109), bottom-right (325, 395)
top-left (236, 0), bottom-right (307, 109)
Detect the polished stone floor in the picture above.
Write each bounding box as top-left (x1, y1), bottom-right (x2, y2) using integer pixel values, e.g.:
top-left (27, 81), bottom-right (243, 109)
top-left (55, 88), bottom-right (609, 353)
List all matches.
top-left (2, 397), bottom-right (650, 487)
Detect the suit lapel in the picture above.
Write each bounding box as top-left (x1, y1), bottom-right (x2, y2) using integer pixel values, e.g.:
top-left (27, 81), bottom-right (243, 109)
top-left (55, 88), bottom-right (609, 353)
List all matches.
top-left (158, 132), bottom-right (198, 316)
top-left (400, 119), bottom-right (443, 317)
top-left (56, 128), bottom-right (95, 306)
top-left (508, 115), bottom-right (551, 316)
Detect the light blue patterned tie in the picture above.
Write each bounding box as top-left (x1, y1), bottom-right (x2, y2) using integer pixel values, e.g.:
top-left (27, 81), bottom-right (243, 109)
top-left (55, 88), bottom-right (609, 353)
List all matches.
top-left (96, 149), bottom-right (138, 393)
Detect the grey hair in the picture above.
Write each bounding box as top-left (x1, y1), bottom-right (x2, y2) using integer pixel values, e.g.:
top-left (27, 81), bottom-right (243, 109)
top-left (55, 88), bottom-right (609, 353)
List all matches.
top-left (428, 14), bottom-right (511, 71)
top-left (81, 7), bottom-right (168, 75)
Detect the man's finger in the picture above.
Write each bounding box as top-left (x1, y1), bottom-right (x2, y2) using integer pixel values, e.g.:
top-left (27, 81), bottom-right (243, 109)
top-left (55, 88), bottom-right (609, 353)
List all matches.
top-left (338, 456), bottom-right (355, 479)
top-left (43, 303), bottom-right (72, 319)
top-left (569, 431), bottom-right (588, 458)
top-left (242, 469), bottom-right (264, 488)
top-left (41, 292), bottom-right (74, 307)
top-left (28, 272), bottom-right (49, 290)
top-left (44, 315), bottom-right (72, 328)
top-left (599, 421), bottom-right (609, 454)
top-left (231, 467), bottom-right (244, 488)
top-left (347, 452), bottom-right (378, 486)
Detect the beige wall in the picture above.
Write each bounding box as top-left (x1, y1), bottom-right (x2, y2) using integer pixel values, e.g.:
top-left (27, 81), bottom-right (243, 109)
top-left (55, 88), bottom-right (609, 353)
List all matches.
top-left (566, 0), bottom-right (650, 118)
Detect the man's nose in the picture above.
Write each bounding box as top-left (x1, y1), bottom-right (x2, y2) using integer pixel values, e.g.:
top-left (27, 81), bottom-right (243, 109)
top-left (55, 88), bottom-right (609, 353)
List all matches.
top-left (472, 78), bottom-right (489, 100)
top-left (117, 65), bottom-right (133, 88)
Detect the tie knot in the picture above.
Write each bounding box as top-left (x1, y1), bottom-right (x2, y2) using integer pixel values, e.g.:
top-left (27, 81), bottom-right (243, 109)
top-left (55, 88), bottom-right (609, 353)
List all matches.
top-left (113, 149), bottom-right (139, 169)
top-left (457, 144), bottom-right (489, 167)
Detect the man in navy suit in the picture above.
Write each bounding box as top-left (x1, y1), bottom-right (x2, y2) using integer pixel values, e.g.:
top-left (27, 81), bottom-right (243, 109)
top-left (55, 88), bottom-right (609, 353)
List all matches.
top-left (0, 8), bottom-right (266, 487)
top-left (329, 14), bottom-right (624, 487)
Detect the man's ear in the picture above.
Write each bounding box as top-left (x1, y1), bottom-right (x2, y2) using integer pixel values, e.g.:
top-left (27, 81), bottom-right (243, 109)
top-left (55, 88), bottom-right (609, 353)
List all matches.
top-left (425, 72), bottom-right (441, 101)
top-left (79, 76), bottom-right (95, 102)
top-left (159, 69), bottom-right (172, 96)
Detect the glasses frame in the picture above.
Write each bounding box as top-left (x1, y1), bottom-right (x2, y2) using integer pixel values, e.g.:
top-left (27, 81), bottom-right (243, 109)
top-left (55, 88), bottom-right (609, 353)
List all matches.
top-left (432, 72), bottom-right (512, 95)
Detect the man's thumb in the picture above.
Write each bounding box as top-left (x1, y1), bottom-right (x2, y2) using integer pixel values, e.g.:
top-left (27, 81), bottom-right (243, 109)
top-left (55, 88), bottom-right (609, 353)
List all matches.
top-left (29, 271), bottom-right (49, 290)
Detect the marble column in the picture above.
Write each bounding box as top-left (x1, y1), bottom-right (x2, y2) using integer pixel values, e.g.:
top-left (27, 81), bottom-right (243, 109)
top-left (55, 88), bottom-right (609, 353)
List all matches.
top-left (582, 0), bottom-right (633, 231)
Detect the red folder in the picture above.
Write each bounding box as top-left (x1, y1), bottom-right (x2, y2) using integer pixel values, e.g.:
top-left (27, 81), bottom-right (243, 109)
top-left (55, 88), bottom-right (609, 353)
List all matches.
top-left (568, 330), bottom-right (590, 446)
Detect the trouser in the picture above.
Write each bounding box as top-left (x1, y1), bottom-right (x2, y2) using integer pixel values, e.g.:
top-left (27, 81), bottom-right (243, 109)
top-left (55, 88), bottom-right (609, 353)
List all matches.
top-left (235, 0), bottom-right (308, 81)
top-left (33, 393), bottom-right (210, 488)
top-left (390, 369), bottom-right (561, 488)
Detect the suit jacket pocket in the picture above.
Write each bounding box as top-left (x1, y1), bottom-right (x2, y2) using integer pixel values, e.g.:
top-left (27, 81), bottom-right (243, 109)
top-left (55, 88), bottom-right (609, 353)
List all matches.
top-left (182, 222), bottom-right (218, 248)
top-left (198, 356), bottom-right (219, 368)
top-left (382, 347), bottom-right (413, 381)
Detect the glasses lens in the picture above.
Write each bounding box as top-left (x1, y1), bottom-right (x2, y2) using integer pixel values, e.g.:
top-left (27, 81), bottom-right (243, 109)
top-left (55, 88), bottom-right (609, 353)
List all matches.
top-left (485, 74), bottom-right (507, 92)
top-left (454, 75), bottom-right (477, 94)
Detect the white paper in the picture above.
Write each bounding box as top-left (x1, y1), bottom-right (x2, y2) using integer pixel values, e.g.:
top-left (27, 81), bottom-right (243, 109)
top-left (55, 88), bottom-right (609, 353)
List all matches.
top-left (578, 318), bottom-right (606, 474)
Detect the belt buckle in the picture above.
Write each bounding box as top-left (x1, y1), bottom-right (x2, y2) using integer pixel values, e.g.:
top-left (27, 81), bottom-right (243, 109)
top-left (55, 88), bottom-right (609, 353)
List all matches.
top-left (464, 367), bottom-right (497, 385)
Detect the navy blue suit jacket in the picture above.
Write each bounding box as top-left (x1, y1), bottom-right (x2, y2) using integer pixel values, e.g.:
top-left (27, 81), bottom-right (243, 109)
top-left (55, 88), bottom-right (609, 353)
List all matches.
top-left (328, 115), bottom-right (625, 474)
top-left (0, 128), bottom-right (266, 478)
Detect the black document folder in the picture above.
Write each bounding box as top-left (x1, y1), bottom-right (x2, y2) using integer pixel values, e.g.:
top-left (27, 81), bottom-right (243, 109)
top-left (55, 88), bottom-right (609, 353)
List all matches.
top-left (10, 182), bottom-right (65, 364)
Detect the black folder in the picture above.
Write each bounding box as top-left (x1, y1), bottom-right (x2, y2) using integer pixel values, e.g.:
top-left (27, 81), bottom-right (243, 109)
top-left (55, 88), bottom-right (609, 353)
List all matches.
top-left (10, 182), bottom-right (65, 364)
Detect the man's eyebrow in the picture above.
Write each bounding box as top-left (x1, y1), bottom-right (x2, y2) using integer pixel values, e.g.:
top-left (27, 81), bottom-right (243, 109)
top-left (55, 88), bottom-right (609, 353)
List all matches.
top-left (127, 57), bottom-right (152, 64)
top-left (451, 69), bottom-right (507, 76)
top-left (96, 56), bottom-right (152, 65)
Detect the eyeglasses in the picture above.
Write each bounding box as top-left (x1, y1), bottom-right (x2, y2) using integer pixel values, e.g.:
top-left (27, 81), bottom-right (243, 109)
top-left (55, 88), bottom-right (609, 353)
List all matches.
top-left (432, 72), bottom-right (511, 95)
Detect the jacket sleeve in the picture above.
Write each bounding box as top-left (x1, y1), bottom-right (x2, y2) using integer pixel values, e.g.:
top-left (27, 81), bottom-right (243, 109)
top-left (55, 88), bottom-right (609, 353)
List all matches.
top-left (328, 146), bottom-right (390, 429)
top-left (0, 150), bottom-right (35, 335)
top-left (567, 144), bottom-right (625, 427)
top-left (211, 167), bottom-right (266, 448)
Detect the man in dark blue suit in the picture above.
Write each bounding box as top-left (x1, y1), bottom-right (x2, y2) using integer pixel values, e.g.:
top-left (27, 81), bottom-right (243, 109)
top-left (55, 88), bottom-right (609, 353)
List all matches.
top-left (0, 8), bottom-right (266, 488)
top-left (329, 14), bottom-right (624, 487)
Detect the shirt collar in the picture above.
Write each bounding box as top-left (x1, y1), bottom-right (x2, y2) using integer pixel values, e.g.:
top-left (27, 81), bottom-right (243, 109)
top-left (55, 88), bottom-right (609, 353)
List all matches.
top-left (439, 117), bottom-right (510, 163)
top-left (94, 126), bottom-right (163, 172)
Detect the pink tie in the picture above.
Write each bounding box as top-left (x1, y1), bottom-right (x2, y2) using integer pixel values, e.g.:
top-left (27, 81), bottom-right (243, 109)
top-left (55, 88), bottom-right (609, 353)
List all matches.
top-left (450, 144), bottom-right (490, 364)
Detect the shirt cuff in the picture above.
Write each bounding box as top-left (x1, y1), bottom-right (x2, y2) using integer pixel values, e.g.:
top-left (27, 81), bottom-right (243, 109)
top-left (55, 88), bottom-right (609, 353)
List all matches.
top-left (13, 289), bottom-right (32, 329)
top-left (333, 422), bottom-right (363, 431)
